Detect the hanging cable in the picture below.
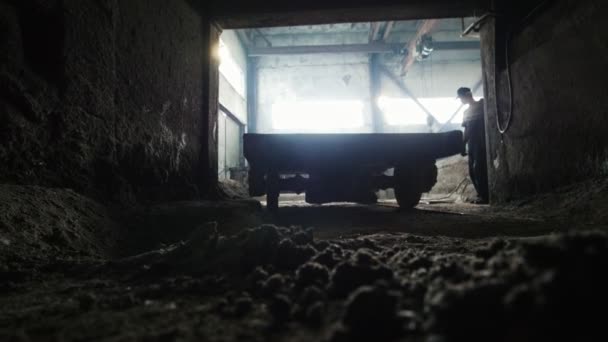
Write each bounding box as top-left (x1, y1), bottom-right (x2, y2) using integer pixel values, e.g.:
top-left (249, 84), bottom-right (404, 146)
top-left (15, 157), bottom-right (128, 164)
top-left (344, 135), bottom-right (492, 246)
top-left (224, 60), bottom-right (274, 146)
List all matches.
top-left (497, 30), bottom-right (514, 134)
top-left (497, 0), bottom-right (551, 135)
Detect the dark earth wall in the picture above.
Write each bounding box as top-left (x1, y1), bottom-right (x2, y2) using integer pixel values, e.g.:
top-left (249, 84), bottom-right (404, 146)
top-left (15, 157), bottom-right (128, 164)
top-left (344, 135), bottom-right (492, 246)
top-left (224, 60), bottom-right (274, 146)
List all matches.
top-left (482, 0), bottom-right (608, 202)
top-left (0, 0), bottom-right (214, 203)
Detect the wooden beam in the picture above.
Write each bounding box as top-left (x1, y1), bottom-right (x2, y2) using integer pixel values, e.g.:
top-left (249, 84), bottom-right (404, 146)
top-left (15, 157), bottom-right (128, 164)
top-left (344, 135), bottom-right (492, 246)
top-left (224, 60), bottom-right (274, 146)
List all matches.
top-left (400, 19), bottom-right (439, 76)
top-left (247, 41), bottom-right (479, 56)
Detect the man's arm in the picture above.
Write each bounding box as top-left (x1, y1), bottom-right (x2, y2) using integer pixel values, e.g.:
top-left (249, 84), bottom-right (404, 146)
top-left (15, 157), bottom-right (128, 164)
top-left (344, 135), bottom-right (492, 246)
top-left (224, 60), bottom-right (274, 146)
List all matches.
top-left (461, 124), bottom-right (469, 156)
top-left (462, 120), bottom-right (470, 144)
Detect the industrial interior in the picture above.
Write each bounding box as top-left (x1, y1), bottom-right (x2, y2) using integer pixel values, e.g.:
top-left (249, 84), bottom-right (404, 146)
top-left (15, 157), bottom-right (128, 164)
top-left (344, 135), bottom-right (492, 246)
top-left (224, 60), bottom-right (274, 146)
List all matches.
top-left (1, 0), bottom-right (608, 341)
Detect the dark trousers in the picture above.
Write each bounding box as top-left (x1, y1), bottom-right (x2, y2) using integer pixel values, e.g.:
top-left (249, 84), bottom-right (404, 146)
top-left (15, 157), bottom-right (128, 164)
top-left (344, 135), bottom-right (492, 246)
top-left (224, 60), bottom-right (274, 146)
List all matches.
top-left (466, 119), bottom-right (489, 201)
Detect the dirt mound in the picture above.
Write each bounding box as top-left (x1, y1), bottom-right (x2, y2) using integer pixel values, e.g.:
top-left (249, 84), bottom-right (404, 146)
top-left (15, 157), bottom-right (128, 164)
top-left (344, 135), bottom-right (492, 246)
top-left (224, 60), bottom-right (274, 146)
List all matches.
top-left (66, 224), bottom-right (608, 341)
top-left (426, 155), bottom-right (477, 202)
top-left (504, 177), bottom-right (608, 224)
top-left (219, 179), bottom-right (250, 199)
top-left (110, 224), bottom-right (316, 276)
top-left (119, 199), bottom-right (263, 255)
top-left (425, 231), bottom-right (608, 340)
top-left (0, 184), bottom-right (120, 271)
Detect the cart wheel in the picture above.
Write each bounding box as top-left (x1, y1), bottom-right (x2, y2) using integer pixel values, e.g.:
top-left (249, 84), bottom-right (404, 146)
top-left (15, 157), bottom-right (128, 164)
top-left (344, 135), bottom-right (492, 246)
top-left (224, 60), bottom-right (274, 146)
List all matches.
top-left (266, 171), bottom-right (280, 212)
top-left (394, 162), bottom-right (437, 209)
top-left (248, 166), bottom-right (266, 197)
top-left (394, 184), bottom-right (423, 209)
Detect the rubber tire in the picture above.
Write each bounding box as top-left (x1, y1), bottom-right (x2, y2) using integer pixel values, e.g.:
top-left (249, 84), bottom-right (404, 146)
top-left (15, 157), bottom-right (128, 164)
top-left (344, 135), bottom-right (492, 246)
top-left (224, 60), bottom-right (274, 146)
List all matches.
top-left (394, 185), bottom-right (423, 209)
top-left (266, 171), bottom-right (280, 212)
top-left (266, 191), bottom-right (279, 212)
top-left (248, 167), bottom-right (266, 197)
top-left (394, 166), bottom-right (422, 210)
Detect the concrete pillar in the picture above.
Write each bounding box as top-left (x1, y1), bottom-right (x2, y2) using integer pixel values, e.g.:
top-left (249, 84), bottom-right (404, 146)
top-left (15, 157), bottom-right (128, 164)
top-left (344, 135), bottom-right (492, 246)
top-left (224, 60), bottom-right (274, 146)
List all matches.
top-left (369, 54), bottom-right (384, 133)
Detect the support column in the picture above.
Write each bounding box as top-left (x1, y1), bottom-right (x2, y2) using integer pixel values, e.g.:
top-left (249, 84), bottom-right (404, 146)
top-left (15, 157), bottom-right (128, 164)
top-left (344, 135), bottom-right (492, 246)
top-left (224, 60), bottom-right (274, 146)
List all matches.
top-left (369, 54), bottom-right (383, 133)
top-left (246, 57), bottom-right (258, 133)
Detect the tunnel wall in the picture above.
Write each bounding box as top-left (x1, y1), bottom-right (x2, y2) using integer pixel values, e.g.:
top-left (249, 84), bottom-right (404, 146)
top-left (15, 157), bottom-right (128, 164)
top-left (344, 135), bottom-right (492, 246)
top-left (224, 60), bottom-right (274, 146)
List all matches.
top-left (482, 0), bottom-right (608, 202)
top-left (0, 0), bottom-right (212, 203)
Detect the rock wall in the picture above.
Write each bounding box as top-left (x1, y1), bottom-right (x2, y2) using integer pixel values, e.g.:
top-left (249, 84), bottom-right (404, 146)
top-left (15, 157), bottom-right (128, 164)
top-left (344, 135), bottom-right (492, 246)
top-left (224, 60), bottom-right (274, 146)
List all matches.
top-left (482, 0), bottom-right (608, 202)
top-left (0, 0), bottom-right (212, 203)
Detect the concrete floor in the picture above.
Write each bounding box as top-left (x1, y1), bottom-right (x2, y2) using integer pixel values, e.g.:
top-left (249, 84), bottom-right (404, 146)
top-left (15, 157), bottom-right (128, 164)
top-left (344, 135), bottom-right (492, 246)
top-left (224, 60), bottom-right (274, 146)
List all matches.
top-left (264, 199), bottom-right (565, 240)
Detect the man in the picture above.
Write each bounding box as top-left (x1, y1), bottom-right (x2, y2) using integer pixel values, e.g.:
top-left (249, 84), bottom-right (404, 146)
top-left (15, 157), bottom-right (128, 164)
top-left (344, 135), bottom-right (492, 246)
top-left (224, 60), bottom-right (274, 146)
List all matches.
top-left (458, 87), bottom-right (489, 204)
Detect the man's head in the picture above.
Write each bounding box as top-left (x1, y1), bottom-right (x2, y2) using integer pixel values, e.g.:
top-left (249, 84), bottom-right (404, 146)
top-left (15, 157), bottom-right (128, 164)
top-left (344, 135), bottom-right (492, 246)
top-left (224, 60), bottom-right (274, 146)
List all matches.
top-left (457, 87), bottom-right (474, 105)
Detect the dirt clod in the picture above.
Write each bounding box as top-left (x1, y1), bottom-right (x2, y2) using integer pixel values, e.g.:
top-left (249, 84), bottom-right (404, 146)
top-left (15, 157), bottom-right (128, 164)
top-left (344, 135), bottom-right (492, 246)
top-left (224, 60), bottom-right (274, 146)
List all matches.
top-left (269, 294), bottom-right (292, 325)
top-left (305, 301), bottom-right (324, 327)
top-left (342, 284), bottom-right (403, 340)
top-left (234, 296), bottom-right (254, 317)
top-left (329, 256), bottom-right (394, 297)
top-left (295, 262), bottom-right (329, 288)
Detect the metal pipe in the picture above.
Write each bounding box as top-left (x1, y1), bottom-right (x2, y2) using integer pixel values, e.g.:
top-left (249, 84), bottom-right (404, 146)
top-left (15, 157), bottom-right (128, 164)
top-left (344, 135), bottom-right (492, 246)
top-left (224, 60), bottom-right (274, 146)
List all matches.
top-left (219, 103), bottom-right (246, 128)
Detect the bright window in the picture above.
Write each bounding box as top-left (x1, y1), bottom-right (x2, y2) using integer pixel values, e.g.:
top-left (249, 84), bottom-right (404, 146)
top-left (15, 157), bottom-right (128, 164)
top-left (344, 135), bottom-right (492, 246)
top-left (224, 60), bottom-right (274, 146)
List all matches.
top-left (272, 100), bottom-right (364, 132)
top-left (219, 38), bottom-right (245, 97)
top-left (378, 96), bottom-right (469, 126)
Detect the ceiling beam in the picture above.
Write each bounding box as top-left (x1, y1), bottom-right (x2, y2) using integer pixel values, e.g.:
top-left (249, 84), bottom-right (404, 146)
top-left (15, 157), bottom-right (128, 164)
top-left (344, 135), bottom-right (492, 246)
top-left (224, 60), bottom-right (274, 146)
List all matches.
top-left (254, 29), bottom-right (272, 47)
top-left (212, 1), bottom-right (490, 29)
top-left (369, 22), bottom-right (381, 42)
top-left (432, 41), bottom-right (480, 50)
top-left (382, 21), bottom-right (395, 41)
top-left (250, 43), bottom-right (401, 56)
top-left (247, 41), bottom-right (479, 56)
top-left (400, 19), bottom-right (439, 76)
top-left (235, 29), bottom-right (251, 47)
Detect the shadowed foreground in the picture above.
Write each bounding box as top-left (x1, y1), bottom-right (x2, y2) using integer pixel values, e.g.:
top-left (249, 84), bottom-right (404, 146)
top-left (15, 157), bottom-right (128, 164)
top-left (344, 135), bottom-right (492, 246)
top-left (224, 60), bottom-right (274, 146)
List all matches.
top-left (2, 184), bottom-right (608, 341)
